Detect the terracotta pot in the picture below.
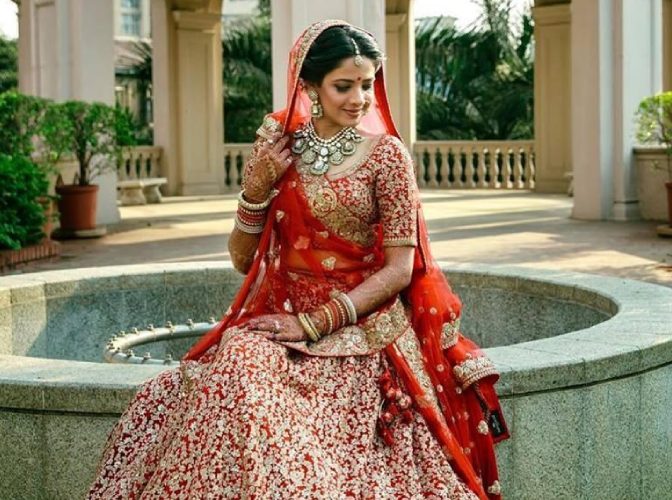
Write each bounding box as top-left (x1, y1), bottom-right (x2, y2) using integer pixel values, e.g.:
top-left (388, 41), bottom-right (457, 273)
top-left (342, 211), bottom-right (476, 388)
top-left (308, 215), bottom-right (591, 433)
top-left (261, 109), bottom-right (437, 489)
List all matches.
top-left (667, 181), bottom-right (672, 227)
top-left (55, 184), bottom-right (99, 231)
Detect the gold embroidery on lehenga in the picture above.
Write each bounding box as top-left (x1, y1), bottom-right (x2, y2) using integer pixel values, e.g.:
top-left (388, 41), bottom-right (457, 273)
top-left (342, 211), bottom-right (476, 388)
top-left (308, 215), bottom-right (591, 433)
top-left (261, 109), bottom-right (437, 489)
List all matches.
top-left (393, 327), bottom-right (441, 415)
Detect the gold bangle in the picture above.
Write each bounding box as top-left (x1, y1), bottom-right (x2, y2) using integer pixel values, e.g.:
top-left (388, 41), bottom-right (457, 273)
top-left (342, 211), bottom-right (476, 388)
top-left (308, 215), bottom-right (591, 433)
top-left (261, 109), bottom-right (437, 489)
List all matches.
top-left (298, 313), bottom-right (320, 342)
top-left (321, 305), bottom-right (334, 335)
top-left (237, 190), bottom-right (272, 211)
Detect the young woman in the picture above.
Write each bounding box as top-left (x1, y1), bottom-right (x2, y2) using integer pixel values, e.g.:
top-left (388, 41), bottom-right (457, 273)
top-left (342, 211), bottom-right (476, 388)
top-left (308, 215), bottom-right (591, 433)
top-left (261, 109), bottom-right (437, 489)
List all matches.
top-left (88, 20), bottom-right (509, 499)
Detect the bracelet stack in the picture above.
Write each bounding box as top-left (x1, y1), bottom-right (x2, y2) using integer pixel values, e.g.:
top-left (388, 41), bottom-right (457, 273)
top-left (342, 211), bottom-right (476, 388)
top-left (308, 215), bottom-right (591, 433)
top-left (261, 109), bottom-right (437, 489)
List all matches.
top-left (234, 190), bottom-right (272, 234)
top-left (298, 292), bottom-right (358, 342)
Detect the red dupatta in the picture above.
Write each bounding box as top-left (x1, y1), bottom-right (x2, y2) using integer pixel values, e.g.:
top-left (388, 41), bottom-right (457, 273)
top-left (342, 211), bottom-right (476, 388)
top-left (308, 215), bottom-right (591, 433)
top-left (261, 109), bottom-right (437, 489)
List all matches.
top-left (184, 20), bottom-right (509, 499)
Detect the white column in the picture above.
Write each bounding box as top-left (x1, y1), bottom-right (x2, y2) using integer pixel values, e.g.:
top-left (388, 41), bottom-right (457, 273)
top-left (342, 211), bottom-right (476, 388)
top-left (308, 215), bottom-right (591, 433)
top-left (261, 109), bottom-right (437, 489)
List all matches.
top-left (571, 0), bottom-right (663, 220)
top-left (386, 0), bottom-right (416, 147)
top-left (152, 0), bottom-right (224, 195)
top-left (270, 0), bottom-right (386, 111)
top-left (664, 0), bottom-right (672, 91)
top-left (18, 0), bottom-right (119, 225)
top-left (532, 4), bottom-right (571, 194)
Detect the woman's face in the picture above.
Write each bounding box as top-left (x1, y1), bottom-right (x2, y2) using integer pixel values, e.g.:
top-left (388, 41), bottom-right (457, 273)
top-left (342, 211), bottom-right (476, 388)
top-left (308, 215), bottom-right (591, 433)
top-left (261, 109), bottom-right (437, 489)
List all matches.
top-left (308, 56), bottom-right (376, 132)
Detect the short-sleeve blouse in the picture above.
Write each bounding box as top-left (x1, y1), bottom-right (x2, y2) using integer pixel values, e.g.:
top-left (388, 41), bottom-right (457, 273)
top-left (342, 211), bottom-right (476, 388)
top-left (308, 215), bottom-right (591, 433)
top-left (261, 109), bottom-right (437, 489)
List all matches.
top-left (297, 134), bottom-right (419, 248)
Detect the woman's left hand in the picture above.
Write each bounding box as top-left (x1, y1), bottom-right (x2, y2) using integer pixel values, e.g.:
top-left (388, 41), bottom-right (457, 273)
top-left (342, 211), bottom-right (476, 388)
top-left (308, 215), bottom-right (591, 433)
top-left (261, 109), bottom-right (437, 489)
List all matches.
top-left (246, 314), bottom-right (309, 342)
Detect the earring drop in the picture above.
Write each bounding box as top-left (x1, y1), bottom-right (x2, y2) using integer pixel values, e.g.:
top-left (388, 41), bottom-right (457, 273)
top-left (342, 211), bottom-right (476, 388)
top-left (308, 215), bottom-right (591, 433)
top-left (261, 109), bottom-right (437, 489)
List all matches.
top-left (307, 89), bottom-right (323, 119)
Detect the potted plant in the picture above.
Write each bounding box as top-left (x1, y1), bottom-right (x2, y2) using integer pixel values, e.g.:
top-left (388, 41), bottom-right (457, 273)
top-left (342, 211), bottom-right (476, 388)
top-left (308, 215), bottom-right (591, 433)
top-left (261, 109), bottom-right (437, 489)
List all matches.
top-left (41, 100), bottom-right (132, 237)
top-left (634, 91), bottom-right (672, 235)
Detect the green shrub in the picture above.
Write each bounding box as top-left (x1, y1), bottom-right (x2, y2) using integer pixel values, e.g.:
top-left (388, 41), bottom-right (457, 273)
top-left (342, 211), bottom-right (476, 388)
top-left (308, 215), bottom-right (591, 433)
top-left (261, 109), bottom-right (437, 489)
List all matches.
top-left (0, 154), bottom-right (49, 250)
top-left (0, 91), bottom-right (49, 158)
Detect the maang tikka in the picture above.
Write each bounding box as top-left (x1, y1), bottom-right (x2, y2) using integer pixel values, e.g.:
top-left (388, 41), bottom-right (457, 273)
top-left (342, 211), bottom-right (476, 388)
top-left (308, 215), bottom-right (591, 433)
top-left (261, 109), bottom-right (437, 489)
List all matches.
top-left (307, 89), bottom-right (323, 118)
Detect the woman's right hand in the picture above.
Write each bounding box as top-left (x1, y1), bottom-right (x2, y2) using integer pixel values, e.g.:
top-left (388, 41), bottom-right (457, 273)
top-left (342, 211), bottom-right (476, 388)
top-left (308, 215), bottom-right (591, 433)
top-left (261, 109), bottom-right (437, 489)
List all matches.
top-left (243, 135), bottom-right (293, 203)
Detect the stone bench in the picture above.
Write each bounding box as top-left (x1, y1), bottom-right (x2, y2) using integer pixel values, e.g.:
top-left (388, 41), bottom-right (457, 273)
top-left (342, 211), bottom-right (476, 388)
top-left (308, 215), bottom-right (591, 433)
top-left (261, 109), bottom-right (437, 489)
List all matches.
top-left (117, 177), bottom-right (167, 205)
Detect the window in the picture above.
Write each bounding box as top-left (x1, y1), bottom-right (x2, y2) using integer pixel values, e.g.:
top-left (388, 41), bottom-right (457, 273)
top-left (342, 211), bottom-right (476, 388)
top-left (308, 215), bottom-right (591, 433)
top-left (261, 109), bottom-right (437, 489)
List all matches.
top-left (120, 0), bottom-right (142, 37)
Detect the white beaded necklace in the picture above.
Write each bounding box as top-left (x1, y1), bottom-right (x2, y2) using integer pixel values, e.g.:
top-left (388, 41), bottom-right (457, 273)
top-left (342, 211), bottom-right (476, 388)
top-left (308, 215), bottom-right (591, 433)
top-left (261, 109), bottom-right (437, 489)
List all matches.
top-left (291, 120), bottom-right (364, 175)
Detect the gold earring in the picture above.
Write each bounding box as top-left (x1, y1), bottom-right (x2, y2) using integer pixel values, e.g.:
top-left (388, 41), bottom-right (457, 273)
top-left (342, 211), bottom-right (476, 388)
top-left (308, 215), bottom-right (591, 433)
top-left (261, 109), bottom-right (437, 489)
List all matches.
top-left (307, 89), bottom-right (323, 119)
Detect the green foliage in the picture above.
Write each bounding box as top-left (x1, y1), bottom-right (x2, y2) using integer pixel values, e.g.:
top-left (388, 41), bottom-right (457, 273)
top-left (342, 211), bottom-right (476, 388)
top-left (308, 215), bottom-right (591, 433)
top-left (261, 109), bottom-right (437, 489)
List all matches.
top-left (222, 15), bottom-right (272, 143)
top-left (0, 91), bottom-right (49, 159)
top-left (0, 35), bottom-right (17, 94)
top-left (120, 40), bottom-right (153, 140)
top-left (41, 100), bottom-right (133, 186)
top-left (636, 91), bottom-right (672, 179)
top-left (0, 154), bottom-right (48, 250)
top-left (415, 0), bottom-right (534, 140)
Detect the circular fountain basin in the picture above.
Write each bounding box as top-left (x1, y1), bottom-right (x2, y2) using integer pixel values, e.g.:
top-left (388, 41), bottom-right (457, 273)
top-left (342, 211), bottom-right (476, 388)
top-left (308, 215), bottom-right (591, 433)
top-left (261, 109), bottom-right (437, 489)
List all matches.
top-left (0, 262), bottom-right (670, 499)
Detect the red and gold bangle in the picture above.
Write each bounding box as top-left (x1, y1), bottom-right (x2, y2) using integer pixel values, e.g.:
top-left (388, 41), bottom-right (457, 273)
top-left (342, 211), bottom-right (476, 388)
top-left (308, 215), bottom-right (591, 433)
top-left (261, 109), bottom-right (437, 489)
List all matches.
top-left (236, 207), bottom-right (266, 225)
top-left (336, 292), bottom-right (357, 324)
top-left (332, 298), bottom-right (349, 328)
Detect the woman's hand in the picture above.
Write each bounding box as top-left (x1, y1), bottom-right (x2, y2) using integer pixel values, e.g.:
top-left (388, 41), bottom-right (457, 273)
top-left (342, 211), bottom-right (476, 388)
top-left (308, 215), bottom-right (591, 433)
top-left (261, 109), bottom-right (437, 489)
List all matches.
top-left (246, 314), bottom-right (308, 342)
top-left (243, 135), bottom-right (293, 203)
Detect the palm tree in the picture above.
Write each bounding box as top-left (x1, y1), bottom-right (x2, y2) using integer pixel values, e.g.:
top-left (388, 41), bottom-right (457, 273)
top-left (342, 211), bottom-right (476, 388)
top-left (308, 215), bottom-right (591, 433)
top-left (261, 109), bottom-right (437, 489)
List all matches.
top-left (415, 0), bottom-right (534, 140)
top-left (222, 14), bottom-right (272, 143)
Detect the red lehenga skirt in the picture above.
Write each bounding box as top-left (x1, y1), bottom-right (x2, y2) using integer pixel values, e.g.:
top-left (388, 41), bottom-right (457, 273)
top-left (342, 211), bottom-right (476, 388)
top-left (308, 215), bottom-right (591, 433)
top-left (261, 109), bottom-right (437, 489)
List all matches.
top-left (88, 325), bottom-right (479, 499)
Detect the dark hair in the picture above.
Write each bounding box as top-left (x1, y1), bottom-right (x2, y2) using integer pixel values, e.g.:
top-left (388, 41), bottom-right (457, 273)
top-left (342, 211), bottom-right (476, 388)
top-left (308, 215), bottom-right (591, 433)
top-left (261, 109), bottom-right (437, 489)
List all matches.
top-left (300, 25), bottom-right (384, 85)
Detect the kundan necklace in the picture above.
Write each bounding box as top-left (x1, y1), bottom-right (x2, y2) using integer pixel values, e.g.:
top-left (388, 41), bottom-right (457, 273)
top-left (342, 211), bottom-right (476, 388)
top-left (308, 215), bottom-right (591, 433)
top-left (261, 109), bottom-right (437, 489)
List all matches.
top-left (291, 120), bottom-right (364, 175)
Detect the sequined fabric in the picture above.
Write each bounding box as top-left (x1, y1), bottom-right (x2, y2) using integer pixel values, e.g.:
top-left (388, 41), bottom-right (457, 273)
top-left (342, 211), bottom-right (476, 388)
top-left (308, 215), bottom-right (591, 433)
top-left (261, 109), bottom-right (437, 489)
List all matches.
top-left (88, 328), bottom-right (478, 499)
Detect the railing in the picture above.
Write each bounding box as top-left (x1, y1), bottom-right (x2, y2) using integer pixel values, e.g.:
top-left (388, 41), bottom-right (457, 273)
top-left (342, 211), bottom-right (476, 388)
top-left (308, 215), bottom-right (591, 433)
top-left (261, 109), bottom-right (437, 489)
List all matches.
top-left (221, 140), bottom-right (535, 191)
top-left (223, 143), bottom-right (255, 192)
top-left (118, 146), bottom-right (163, 181)
top-left (412, 140), bottom-right (535, 189)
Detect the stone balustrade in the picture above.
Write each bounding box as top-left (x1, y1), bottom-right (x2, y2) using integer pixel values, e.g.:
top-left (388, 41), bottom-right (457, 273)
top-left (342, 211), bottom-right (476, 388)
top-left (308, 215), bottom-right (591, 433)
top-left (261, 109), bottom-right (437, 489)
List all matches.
top-left (221, 140), bottom-right (535, 192)
top-left (413, 140), bottom-right (536, 189)
top-left (118, 146), bottom-right (163, 181)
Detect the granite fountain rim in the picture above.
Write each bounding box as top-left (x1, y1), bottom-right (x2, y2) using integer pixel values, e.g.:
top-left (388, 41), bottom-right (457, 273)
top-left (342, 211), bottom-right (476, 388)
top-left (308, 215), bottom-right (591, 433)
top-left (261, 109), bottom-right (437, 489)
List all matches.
top-left (1, 261), bottom-right (671, 414)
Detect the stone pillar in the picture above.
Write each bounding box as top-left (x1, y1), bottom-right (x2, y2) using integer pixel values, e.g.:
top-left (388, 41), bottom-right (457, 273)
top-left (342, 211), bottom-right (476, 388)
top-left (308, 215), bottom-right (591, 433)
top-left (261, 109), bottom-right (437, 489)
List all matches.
top-left (270, 0), bottom-right (386, 111)
top-left (570, 0), bottom-right (663, 220)
top-left (151, 0), bottom-right (224, 195)
top-left (664, 0), bottom-right (672, 91)
top-left (17, 0), bottom-right (119, 226)
top-left (532, 3), bottom-right (571, 193)
top-left (386, 0), bottom-right (416, 147)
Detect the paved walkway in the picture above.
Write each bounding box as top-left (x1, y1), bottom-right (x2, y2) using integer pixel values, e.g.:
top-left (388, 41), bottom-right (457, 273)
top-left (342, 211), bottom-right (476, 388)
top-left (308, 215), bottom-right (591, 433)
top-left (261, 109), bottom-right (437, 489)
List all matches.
top-left (10, 190), bottom-right (672, 287)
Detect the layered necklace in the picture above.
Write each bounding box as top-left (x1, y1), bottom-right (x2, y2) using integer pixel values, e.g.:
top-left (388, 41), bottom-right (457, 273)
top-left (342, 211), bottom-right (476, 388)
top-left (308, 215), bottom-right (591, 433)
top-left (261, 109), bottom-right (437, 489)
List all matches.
top-left (291, 120), bottom-right (364, 175)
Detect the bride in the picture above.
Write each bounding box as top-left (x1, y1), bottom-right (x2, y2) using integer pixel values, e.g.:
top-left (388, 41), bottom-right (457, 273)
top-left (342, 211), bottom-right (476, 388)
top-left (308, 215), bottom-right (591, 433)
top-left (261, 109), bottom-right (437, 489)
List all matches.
top-left (88, 20), bottom-right (509, 499)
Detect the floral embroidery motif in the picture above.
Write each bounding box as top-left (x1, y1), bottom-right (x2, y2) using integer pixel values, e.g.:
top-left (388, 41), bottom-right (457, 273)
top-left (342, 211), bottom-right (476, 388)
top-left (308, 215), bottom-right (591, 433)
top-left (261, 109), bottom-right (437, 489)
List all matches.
top-left (275, 210), bottom-right (285, 222)
top-left (255, 115), bottom-right (282, 140)
top-left (452, 355), bottom-right (498, 389)
top-left (488, 480), bottom-right (502, 495)
top-left (477, 420), bottom-right (489, 435)
top-left (393, 327), bottom-right (442, 417)
top-left (321, 256), bottom-right (336, 270)
top-left (441, 319), bottom-right (461, 349)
